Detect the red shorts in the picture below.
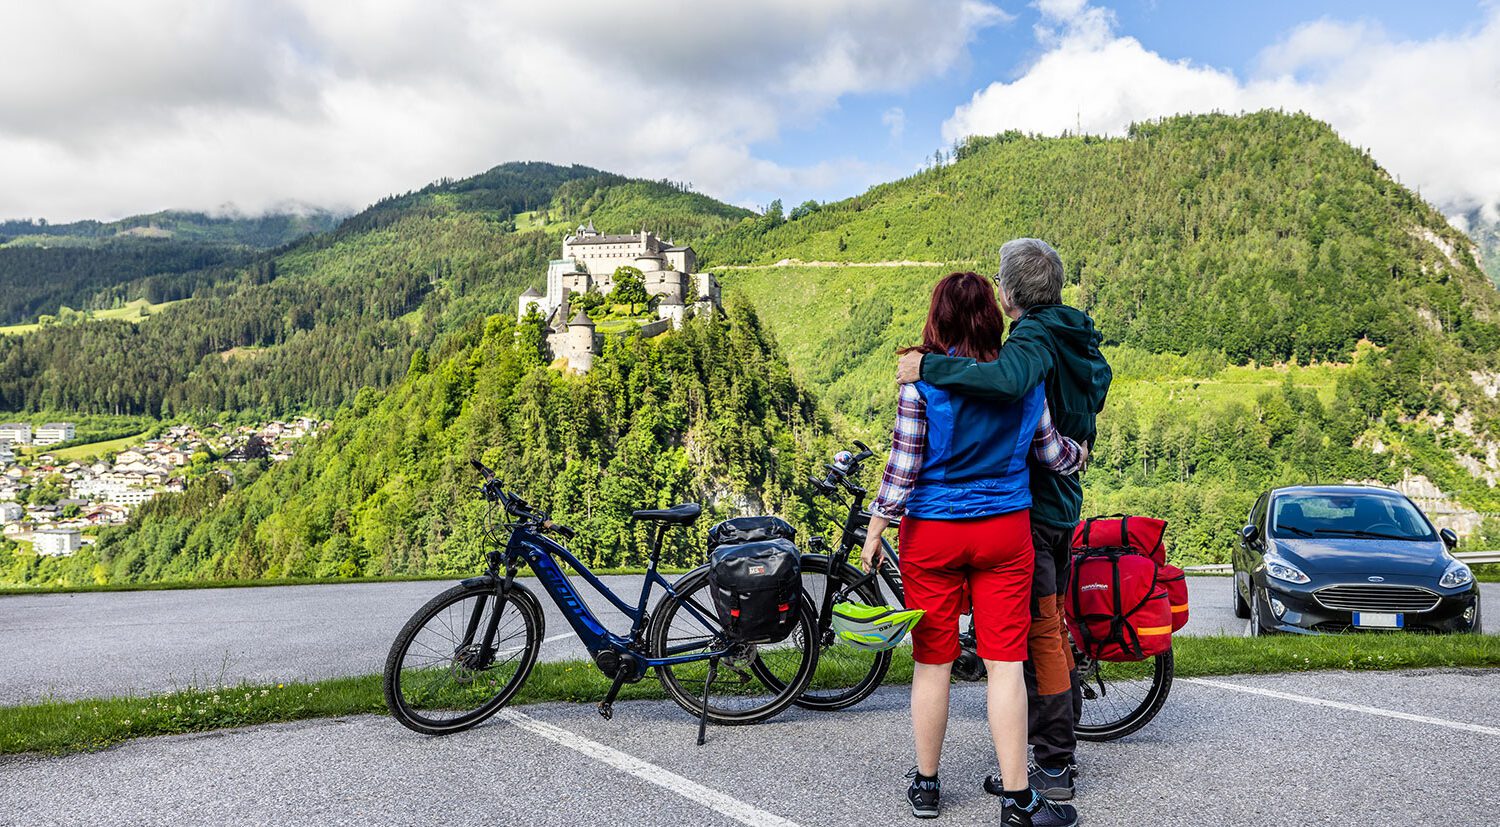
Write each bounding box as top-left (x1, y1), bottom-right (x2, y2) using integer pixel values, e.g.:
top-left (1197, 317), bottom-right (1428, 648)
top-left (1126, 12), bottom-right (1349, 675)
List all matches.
top-left (898, 510), bottom-right (1035, 664)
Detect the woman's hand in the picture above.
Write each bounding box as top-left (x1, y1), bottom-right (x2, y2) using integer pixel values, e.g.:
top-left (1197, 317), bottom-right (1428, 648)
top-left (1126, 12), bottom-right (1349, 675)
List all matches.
top-left (861, 514), bottom-right (892, 570)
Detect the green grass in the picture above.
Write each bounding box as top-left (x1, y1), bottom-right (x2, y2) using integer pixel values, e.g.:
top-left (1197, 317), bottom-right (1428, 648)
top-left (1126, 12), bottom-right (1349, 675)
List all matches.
top-left (0, 299), bottom-right (187, 336)
top-left (31, 430), bottom-right (151, 463)
top-left (0, 567), bottom-right (695, 596)
top-left (3, 633), bottom-right (1495, 757)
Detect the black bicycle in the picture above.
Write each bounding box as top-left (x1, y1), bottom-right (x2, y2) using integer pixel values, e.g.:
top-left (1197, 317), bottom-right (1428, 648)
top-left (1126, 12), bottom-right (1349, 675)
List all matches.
top-left (383, 459), bottom-right (819, 741)
top-left (788, 441), bottom-right (1172, 739)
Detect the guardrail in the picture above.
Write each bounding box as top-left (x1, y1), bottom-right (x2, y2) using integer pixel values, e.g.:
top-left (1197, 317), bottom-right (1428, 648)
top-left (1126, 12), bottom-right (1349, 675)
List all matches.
top-left (1184, 551), bottom-right (1499, 575)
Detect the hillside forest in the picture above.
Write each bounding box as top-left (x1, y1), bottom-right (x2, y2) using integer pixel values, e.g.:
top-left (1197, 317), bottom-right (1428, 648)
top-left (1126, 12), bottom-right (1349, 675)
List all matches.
top-left (6, 111), bottom-right (1500, 587)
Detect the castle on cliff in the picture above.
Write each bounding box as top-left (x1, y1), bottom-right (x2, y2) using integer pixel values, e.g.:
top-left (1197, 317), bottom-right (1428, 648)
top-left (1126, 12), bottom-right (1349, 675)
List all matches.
top-left (517, 223), bottom-right (721, 372)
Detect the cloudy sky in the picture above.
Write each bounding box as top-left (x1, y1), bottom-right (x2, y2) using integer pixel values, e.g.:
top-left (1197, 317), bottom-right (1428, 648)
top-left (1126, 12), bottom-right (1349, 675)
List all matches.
top-left (3, 0), bottom-right (1498, 224)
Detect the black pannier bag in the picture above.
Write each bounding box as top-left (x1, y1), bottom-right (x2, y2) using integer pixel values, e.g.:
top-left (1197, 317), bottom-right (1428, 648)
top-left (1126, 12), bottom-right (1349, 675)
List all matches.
top-left (707, 538), bottom-right (801, 644)
top-left (706, 515), bottom-right (796, 551)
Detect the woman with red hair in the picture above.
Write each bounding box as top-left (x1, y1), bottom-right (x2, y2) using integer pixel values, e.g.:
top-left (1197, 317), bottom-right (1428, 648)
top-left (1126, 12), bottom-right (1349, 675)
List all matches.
top-left (862, 271), bottom-right (1084, 827)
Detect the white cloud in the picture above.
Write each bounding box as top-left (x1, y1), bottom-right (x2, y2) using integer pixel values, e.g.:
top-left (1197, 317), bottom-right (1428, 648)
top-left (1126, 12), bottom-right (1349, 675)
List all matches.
top-left (882, 107), bottom-right (907, 141)
top-left (943, 2), bottom-right (1500, 217)
top-left (0, 0), bottom-right (1009, 220)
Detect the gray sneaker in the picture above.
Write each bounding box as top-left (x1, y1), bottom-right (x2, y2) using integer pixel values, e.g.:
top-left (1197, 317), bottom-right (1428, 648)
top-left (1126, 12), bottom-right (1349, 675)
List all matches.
top-left (1001, 788), bottom-right (1079, 827)
top-left (985, 763), bottom-right (1075, 802)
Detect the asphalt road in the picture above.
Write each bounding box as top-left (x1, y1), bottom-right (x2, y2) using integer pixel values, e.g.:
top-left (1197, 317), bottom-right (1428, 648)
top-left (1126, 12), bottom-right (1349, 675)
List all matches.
top-left (0, 576), bottom-right (1494, 704)
top-left (2, 669), bottom-right (1496, 826)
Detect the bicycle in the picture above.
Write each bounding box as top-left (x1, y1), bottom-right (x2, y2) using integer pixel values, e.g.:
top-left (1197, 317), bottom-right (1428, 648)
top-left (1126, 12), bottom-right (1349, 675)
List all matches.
top-left (383, 459), bottom-right (819, 743)
top-left (789, 441), bottom-right (1173, 740)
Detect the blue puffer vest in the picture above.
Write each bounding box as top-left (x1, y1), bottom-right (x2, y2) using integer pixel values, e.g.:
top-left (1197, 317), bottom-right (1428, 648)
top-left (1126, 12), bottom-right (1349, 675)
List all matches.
top-left (904, 380), bottom-right (1043, 520)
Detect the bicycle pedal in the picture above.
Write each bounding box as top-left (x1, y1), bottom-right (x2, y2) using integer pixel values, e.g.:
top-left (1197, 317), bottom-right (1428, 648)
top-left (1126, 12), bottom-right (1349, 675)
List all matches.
top-left (597, 701), bottom-right (613, 720)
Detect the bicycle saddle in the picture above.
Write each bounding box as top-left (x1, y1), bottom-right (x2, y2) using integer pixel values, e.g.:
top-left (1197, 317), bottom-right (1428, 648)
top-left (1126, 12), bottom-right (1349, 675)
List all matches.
top-left (631, 503), bottom-right (702, 524)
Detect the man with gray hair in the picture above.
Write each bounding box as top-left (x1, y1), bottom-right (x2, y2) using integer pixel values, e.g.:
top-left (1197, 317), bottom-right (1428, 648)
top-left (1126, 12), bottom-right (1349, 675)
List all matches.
top-left (897, 238), bottom-right (1112, 803)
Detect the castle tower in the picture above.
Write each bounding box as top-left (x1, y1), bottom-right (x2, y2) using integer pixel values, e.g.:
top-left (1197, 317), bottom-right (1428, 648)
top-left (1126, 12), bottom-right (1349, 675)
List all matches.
top-left (565, 308), bottom-right (597, 373)
top-left (517, 286), bottom-right (543, 323)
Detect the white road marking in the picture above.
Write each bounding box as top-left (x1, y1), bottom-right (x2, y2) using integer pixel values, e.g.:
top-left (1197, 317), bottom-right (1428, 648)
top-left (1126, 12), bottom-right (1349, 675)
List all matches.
top-left (1182, 677), bottom-right (1500, 737)
top-left (541, 632), bottom-right (576, 645)
top-left (499, 709), bottom-right (804, 827)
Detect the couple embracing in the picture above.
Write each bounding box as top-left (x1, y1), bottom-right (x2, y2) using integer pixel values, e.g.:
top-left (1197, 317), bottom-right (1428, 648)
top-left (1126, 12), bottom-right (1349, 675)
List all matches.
top-left (860, 239), bottom-right (1111, 826)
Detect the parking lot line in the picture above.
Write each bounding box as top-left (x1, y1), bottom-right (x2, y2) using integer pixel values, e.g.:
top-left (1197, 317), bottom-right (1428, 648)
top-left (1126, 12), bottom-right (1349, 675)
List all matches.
top-left (1182, 677), bottom-right (1500, 737)
top-left (498, 709), bottom-right (805, 827)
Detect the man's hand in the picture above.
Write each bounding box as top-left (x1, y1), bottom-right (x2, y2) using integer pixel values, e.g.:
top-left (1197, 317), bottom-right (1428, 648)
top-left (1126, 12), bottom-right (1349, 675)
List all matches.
top-left (860, 530), bottom-right (886, 571)
top-left (896, 351), bottom-right (923, 385)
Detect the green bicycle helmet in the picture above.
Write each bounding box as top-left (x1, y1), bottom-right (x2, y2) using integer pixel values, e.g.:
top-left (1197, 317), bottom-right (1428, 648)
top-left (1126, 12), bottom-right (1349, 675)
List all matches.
top-left (830, 602), bottom-right (925, 651)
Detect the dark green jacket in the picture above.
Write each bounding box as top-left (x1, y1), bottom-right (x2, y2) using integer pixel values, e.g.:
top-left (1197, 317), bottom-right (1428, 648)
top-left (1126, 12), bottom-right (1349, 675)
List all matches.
top-left (919, 304), bottom-right (1111, 529)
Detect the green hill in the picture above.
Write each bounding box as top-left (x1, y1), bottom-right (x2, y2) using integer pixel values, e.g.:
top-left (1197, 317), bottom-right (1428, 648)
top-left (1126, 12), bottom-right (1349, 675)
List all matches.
top-left (10, 112), bottom-right (1500, 587)
top-left (0, 209), bottom-right (344, 326)
top-left (16, 302), bottom-right (832, 585)
top-left (715, 112), bottom-right (1500, 561)
top-left (0, 164), bottom-right (752, 417)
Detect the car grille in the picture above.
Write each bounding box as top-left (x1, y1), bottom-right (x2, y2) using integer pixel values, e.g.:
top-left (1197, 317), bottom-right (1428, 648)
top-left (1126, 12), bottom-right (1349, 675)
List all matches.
top-left (1313, 584), bottom-right (1440, 614)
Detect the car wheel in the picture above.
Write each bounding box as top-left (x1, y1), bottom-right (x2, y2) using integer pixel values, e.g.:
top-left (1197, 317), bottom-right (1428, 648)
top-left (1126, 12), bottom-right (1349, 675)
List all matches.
top-left (1232, 573), bottom-right (1250, 619)
top-left (1248, 582), bottom-right (1264, 637)
top-left (1470, 599), bottom-right (1483, 634)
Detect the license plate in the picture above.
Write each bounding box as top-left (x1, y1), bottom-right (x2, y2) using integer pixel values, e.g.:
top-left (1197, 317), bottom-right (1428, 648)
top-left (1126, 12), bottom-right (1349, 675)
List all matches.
top-left (1353, 612), bottom-right (1403, 629)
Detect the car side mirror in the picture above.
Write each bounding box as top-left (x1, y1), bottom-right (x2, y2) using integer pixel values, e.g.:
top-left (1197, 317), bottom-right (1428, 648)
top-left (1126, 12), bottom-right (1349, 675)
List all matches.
top-left (1241, 525), bottom-right (1259, 544)
top-left (1439, 528), bottom-right (1458, 549)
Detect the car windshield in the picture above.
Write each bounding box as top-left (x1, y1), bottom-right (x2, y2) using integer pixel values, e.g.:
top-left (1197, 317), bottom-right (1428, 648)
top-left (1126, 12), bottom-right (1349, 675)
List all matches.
top-left (1270, 492), bottom-right (1435, 541)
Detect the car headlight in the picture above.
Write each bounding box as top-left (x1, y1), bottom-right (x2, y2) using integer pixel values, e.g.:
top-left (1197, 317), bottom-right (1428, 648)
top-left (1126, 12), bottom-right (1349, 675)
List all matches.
top-left (1439, 563), bottom-right (1474, 589)
top-left (1264, 555), bottom-right (1310, 584)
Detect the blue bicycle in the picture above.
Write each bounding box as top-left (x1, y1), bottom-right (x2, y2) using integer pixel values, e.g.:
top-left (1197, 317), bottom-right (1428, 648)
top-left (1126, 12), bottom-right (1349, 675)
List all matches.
top-left (383, 459), bottom-right (819, 738)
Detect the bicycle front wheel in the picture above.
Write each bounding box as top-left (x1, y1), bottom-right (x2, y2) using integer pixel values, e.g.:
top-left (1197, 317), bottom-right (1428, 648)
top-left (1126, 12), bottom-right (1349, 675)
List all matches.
top-left (1074, 646), bottom-right (1173, 742)
top-left (648, 566), bottom-right (818, 725)
top-left (383, 580), bottom-right (543, 735)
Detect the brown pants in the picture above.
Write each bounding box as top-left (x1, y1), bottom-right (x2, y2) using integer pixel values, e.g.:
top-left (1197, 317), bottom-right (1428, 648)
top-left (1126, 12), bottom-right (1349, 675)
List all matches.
top-left (1024, 521), bottom-right (1081, 768)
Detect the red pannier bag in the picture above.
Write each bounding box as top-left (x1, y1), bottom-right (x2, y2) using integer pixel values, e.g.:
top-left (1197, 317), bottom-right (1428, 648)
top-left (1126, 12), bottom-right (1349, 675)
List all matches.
top-left (1066, 515), bottom-right (1183, 661)
top-left (1073, 516), bottom-right (1188, 627)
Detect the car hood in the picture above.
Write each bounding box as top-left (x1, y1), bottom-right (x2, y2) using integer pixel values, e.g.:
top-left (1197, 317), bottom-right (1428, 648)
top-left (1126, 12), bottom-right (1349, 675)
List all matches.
top-left (1271, 538), bottom-right (1449, 578)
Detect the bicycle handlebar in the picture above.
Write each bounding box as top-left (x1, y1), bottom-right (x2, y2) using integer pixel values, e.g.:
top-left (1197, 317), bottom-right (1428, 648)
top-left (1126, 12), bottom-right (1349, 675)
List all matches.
top-left (472, 458), bottom-right (575, 539)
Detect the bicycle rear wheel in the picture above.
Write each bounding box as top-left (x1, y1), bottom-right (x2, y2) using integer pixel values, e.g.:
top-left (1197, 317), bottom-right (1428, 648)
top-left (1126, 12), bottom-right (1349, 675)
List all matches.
top-left (648, 566), bottom-right (818, 725)
top-left (383, 580), bottom-right (543, 735)
top-left (784, 555), bottom-right (894, 711)
top-left (1074, 646), bottom-right (1173, 742)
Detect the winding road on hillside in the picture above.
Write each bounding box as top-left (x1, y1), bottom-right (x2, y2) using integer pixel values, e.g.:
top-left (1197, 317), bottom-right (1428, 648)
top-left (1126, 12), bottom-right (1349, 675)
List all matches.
top-left (0, 576), bottom-right (1493, 705)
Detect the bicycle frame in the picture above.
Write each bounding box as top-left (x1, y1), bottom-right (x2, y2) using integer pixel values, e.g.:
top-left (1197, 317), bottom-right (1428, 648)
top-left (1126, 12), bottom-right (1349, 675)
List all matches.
top-left (503, 524), bottom-right (731, 671)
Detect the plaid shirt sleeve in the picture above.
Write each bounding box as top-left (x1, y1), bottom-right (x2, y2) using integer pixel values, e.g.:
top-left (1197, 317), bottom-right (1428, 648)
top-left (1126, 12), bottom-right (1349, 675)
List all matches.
top-left (1032, 401), bottom-right (1086, 474)
top-left (870, 383), bottom-right (926, 520)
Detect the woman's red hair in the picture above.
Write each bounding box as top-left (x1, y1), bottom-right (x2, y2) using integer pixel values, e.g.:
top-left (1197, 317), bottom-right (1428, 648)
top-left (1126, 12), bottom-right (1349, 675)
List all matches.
top-left (898, 271), bottom-right (1005, 361)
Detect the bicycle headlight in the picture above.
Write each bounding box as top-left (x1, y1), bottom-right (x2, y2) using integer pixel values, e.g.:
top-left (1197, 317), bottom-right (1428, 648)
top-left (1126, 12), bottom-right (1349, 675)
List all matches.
top-left (1263, 554), bottom-right (1310, 585)
top-left (1439, 562), bottom-right (1474, 589)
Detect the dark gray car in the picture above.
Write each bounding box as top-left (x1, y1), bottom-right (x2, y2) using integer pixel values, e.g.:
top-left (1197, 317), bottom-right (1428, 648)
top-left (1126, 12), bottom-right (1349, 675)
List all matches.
top-left (1233, 484), bottom-right (1481, 635)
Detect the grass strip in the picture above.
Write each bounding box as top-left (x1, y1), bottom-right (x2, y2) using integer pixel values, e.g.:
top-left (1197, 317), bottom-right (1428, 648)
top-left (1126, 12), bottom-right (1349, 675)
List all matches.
top-left (3, 633), bottom-right (1496, 758)
top-left (0, 568), bottom-right (693, 597)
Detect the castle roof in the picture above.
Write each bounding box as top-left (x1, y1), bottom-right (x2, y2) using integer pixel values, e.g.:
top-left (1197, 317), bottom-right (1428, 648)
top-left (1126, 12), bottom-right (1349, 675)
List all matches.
top-left (662, 244), bottom-right (691, 252)
top-left (520, 286), bottom-right (542, 297)
top-left (567, 233), bottom-right (645, 246)
top-left (569, 309), bottom-right (595, 327)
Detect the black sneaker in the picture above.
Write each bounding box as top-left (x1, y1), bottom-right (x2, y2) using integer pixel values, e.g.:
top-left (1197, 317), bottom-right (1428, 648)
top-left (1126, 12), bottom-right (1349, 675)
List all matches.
top-left (984, 762), bottom-right (1076, 802)
top-left (905, 767), bottom-right (940, 819)
top-left (1000, 788), bottom-right (1079, 827)
top-left (1028, 762), bottom-right (1076, 801)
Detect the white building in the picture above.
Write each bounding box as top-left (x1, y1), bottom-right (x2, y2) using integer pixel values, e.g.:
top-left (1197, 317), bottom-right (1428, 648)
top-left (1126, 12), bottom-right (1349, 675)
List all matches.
top-left (0, 423), bottom-right (31, 445)
top-left (32, 529), bottom-right (81, 557)
top-left (0, 502), bottom-right (22, 522)
top-left (518, 225), bottom-right (719, 332)
top-left (517, 225), bottom-right (720, 373)
top-left (34, 423), bottom-right (76, 445)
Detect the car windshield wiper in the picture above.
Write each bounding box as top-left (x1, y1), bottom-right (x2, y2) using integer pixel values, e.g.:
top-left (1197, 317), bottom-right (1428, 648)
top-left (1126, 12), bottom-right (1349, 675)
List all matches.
top-left (1277, 524), bottom-right (1315, 537)
top-left (1310, 528), bottom-right (1412, 541)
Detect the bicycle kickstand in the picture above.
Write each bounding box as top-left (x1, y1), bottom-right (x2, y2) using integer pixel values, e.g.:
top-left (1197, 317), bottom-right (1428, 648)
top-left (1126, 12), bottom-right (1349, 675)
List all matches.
top-left (695, 656), bottom-right (719, 746)
top-left (598, 671), bottom-right (629, 721)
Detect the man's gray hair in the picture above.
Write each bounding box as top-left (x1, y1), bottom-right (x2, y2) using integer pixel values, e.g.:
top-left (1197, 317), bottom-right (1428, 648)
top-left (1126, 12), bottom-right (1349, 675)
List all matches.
top-left (997, 238), bottom-right (1064, 310)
